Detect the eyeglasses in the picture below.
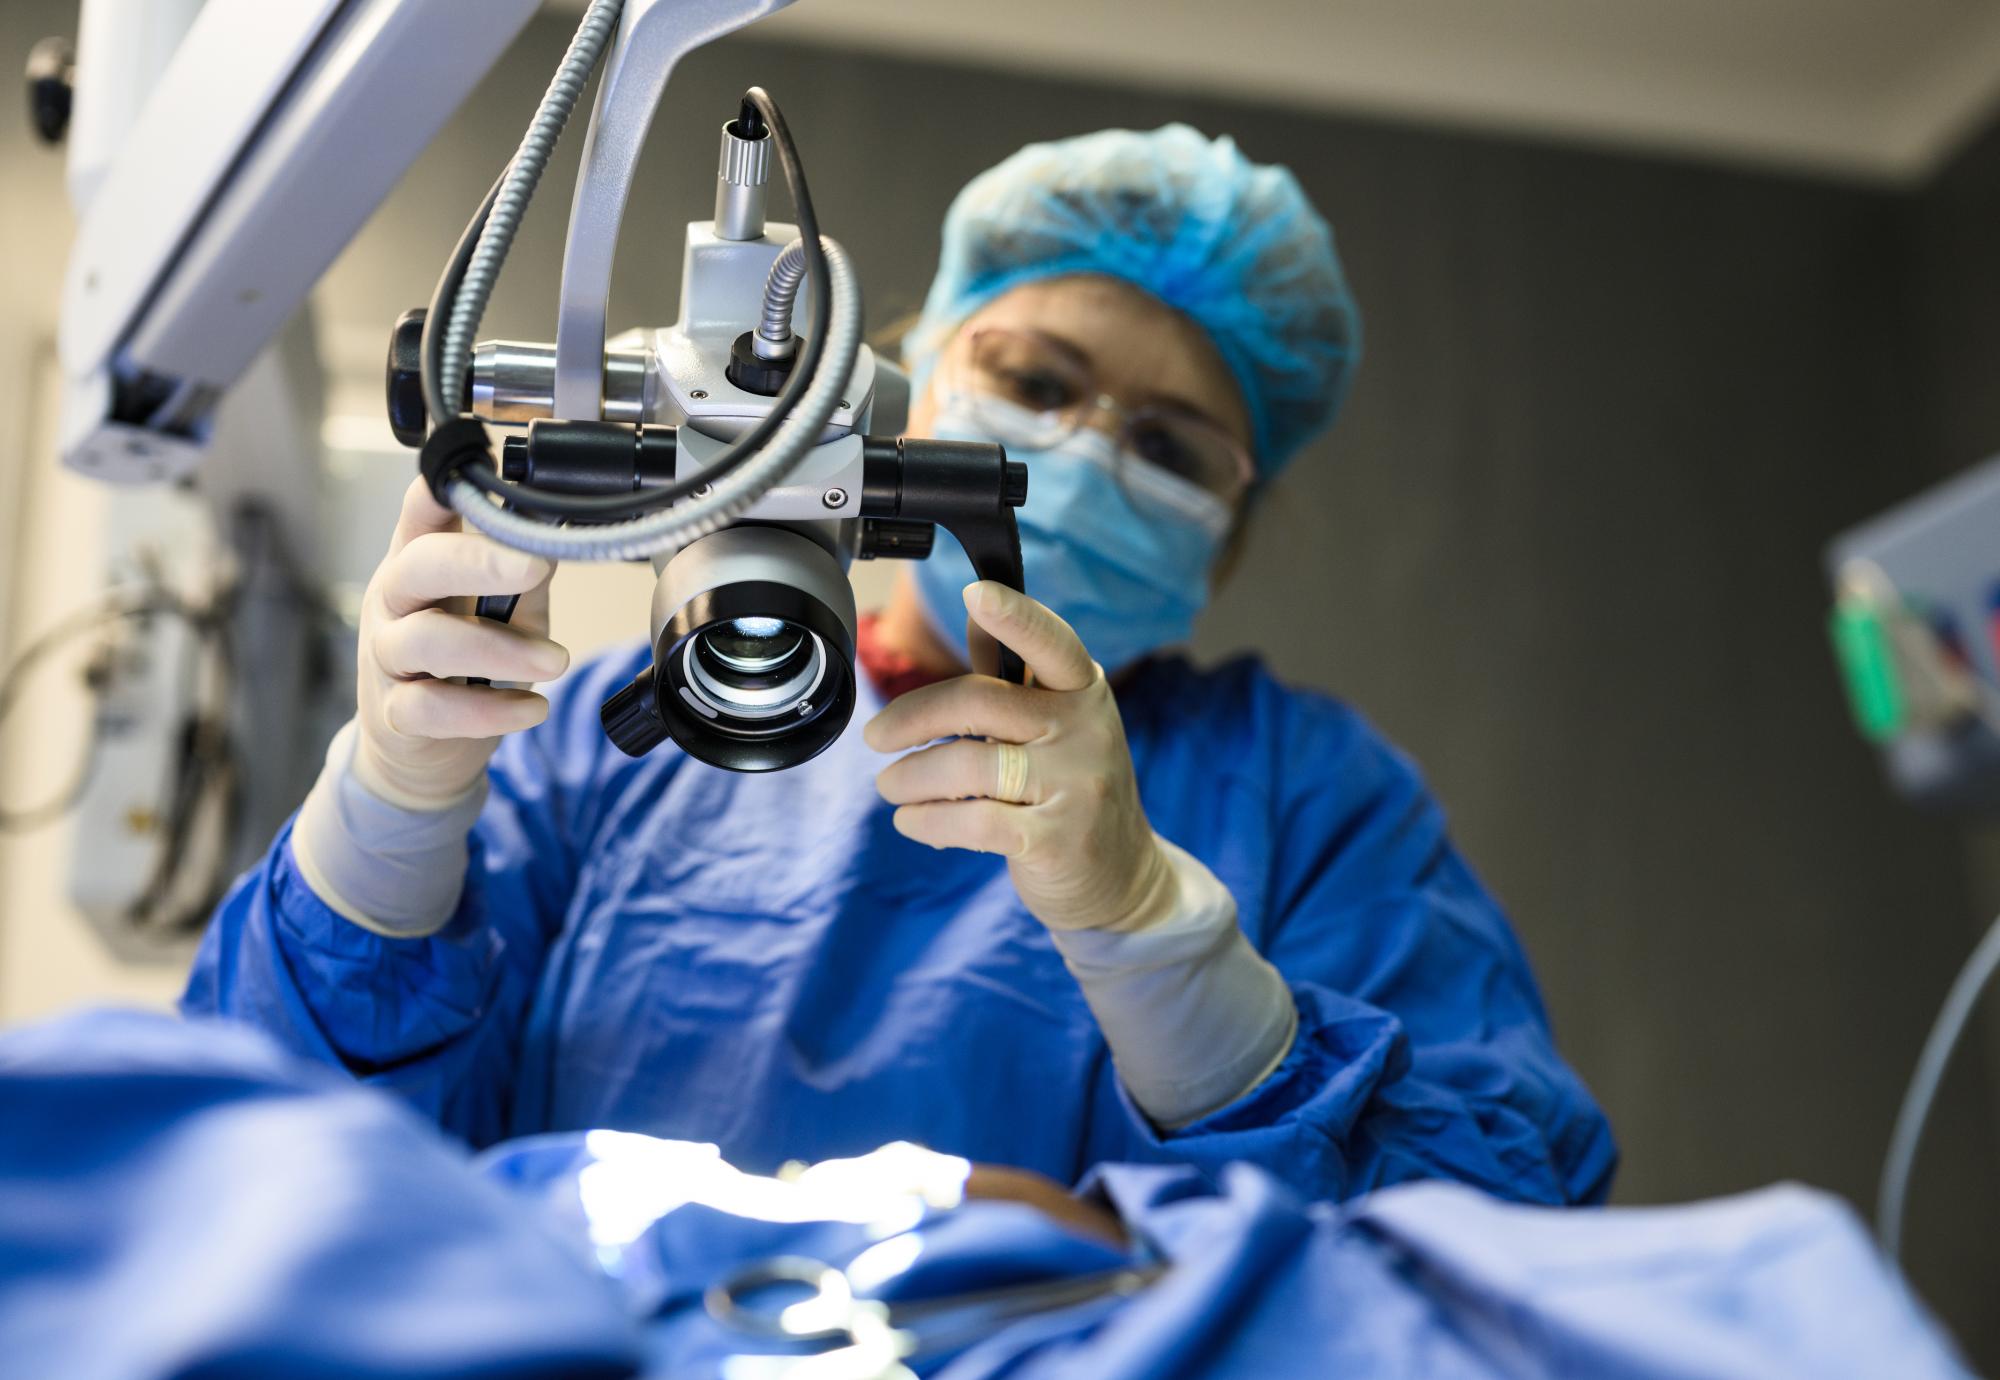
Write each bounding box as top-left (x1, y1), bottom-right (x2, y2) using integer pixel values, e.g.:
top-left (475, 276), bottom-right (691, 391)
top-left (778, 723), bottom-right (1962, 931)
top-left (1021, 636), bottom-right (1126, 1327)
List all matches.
top-left (945, 326), bottom-right (1254, 505)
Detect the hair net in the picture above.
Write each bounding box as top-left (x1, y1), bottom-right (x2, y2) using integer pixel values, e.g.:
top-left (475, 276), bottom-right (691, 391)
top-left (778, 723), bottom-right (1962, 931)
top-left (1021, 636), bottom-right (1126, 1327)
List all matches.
top-left (902, 123), bottom-right (1361, 477)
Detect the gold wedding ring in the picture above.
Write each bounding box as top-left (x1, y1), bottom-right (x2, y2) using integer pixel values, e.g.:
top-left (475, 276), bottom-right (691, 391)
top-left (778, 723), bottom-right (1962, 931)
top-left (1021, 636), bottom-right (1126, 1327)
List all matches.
top-left (994, 741), bottom-right (1031, 804)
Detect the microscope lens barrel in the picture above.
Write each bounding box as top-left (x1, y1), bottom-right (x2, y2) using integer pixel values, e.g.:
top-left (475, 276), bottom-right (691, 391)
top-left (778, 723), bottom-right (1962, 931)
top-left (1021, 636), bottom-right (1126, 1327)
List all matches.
top-left (618, 526), bottom-right (859, 772)
top-left (472, 341), bottom-right (647, 425)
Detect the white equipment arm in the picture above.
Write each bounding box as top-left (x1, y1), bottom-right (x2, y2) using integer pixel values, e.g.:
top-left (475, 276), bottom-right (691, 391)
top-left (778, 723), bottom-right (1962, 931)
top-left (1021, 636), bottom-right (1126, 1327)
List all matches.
top-left (57, 0), bottom-right (544, 484)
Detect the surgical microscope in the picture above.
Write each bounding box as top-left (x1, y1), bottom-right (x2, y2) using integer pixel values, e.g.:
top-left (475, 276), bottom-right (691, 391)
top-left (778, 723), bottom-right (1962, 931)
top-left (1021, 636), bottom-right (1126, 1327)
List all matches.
top-left (28, 0), bottom-right (1028, 946)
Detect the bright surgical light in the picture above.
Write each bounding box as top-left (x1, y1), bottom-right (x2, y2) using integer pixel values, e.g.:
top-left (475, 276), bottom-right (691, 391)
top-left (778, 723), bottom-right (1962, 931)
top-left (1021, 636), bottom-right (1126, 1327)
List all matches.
top-left (730, 617), bottom-right (788, 638)
top-left (844, 1232), bottom-right (927, 1294)
top-left (571, 1132), bottom-right (972, 1256)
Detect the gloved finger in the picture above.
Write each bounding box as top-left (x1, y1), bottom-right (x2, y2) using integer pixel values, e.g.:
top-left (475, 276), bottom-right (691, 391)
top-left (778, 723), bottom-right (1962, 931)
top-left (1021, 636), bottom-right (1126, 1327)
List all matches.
top-left (380, 679), bottom-right (549, 740)
top-left (891, 799), bottom-right (1030, 857)
top-left (962, 581), bottom-right (1098, 693)
top-left (863, 674), bottom-right (1053, 753)
top-left (509, 559), bottom-right (559, 639)
top-left (373, 608), bottom-right (570, 683)
top-left (385, 477), bottom-right (460, 559)
top-left (380, 532), bottom-right (555, 617)
top-left (966, 618), bottom-right (1005, 680)
top-left (875, 738), bottom-right (1041, 807)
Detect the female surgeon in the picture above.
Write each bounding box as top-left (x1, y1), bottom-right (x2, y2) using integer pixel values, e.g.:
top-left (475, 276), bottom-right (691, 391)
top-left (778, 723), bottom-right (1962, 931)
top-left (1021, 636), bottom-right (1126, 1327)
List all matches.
top-left (186, 125), bottom-right (1615, 1207)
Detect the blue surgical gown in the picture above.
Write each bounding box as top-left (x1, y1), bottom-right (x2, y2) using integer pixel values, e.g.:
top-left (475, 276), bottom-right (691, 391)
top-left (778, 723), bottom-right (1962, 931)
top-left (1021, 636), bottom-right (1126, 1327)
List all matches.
top-left (184, 644), bottom-right (1614, 1205)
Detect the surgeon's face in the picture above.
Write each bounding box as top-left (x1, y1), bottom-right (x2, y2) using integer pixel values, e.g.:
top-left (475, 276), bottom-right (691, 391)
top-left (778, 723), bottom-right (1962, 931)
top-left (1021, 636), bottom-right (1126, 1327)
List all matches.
top-left (906, 273), bottom-right (1255, 515)
top-left (895, 274), bottom-right (1256, 674)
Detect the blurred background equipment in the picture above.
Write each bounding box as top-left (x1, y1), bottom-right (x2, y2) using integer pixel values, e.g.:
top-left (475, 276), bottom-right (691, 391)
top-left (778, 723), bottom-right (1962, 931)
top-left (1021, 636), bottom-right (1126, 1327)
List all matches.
top-left (7, 0), bottom-right (543, 966)
top-left (1, 505), bottom-right (334, 959)
top-left (1828, 457), bottom-right (2000, 812)
top-left (0, 309), bottom-right (352, 964)
top-left (14, 0), bottom-right (2000, 1367)
top-left (1824, 464), bottom-right (2000, 1264)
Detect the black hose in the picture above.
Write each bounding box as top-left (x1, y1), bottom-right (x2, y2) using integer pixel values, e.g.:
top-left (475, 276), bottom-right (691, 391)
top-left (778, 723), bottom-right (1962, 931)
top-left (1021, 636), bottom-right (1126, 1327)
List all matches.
top-left (421, 172), bottom-right (506, 427)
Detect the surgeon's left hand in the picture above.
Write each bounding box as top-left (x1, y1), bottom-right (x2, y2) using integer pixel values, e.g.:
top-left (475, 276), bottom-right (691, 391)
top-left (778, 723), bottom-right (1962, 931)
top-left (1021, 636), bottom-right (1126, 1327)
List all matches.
top-left (866, 581), bottom-right (1178, 934)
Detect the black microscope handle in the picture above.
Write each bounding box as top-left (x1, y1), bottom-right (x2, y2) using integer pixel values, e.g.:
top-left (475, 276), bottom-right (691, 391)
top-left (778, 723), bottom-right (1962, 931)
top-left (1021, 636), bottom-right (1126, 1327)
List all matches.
top-left (940, 509), bottom-right (1026, 686)
top-left (412, 418), bottom-right (524, 682)
top-left (475, 594), bottom-right (520, 623)
top-left (467, 594), bottom-right (520, 687)
top-left (861, 437), bottom-right (1030, 685)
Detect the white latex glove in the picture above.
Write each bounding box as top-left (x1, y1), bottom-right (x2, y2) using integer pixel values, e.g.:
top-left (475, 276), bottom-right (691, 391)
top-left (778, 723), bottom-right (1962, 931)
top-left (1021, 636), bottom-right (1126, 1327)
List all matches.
top-left (868, 579), bottom-right (1298, 1125)
top-left (866, 580), bottom-right (1177, 934)
top-left (352, 478), bottom-right (569, 811)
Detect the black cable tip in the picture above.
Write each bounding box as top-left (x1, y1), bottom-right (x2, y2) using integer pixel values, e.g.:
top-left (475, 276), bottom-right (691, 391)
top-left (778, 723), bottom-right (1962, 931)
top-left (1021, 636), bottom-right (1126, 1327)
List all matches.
top-left (735, 95), bottom-right (768, 141)
top-left (417, 417), bottom-right (493, 505)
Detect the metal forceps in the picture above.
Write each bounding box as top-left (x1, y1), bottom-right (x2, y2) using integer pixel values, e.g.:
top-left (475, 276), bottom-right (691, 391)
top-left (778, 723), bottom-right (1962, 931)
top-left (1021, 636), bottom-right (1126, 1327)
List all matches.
top-left (707, 1253), bottom-right (1166, 1378)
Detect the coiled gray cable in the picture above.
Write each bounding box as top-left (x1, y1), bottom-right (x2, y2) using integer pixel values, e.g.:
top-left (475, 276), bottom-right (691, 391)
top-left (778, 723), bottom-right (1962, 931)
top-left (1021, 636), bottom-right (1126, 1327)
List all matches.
top-left (446, 236), bottom-right (861, 562)
top-left (438, 0), bottom-right (623, 415)
top-left (1877, 909), bottom-right (2000, 1261)
top-left (754, 238), bottom-right (809, 359)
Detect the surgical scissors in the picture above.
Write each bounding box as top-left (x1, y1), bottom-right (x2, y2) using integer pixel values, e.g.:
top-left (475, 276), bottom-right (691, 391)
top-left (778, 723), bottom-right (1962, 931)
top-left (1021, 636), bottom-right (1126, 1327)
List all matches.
top-left (707, 1252), bottom-right (1167, 1378)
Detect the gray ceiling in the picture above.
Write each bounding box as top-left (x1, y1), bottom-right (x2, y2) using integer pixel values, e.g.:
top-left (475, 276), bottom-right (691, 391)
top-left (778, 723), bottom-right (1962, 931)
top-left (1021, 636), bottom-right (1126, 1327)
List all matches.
top-left (556, 0), bottom-right (2000, 182)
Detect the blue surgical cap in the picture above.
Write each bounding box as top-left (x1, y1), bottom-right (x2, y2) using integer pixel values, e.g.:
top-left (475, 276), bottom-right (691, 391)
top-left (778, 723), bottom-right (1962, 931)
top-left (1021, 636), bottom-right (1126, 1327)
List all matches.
top-left (903, 123), bottom-right (1362, 476)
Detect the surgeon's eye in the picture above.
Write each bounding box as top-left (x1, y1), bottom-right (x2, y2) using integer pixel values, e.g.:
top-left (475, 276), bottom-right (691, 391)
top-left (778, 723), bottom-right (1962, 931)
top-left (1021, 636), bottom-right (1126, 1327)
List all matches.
top-left (996, 366), bottom-right (1080, 414)
top-left (1127, 419), bottom-right (1202, 481)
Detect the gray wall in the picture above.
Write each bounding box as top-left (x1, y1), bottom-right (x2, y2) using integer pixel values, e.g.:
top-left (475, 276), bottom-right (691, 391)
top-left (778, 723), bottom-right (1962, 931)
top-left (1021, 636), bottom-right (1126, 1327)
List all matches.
top-left (7, 2), bottom-right (1999, 1365)
top-left (1904, 101), bottom-right (2000, 1375)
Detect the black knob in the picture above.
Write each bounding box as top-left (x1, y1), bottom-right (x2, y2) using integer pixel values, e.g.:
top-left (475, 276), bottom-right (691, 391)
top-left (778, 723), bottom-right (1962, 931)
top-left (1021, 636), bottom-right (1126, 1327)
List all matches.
top-left (386, 307), bottom-right (430, 448)
top-left (858, 518), bottom-right (935, 560)
top-left (499, 434), bottom-right (530, 482)
top-left (601, 666), bottom-right (671, 757)
top-left (25, 38), bottom-right (73, 146)
top-left (1003, 457), bottom-right (1029, 507)
top-left (725, 330), bottom-right (795, 397)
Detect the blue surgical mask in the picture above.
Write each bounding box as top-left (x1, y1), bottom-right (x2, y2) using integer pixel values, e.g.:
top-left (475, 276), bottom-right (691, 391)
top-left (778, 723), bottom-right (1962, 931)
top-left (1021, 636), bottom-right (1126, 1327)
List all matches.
top-left (914, 396), bottom-right (1233, 674)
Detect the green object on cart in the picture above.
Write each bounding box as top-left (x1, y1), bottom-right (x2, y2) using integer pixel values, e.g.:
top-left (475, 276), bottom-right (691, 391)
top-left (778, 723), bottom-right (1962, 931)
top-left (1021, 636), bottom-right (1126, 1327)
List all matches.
top-left (1830, 598), bottom-right (1906, 743)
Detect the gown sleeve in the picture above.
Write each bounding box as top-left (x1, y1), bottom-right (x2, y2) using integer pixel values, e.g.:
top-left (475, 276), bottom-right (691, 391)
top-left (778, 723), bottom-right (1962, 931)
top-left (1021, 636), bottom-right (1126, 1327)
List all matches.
top-left (1090, 665), bottom-right (1618, 1206)
top-left (181, 645), bottom-right (651, 1147)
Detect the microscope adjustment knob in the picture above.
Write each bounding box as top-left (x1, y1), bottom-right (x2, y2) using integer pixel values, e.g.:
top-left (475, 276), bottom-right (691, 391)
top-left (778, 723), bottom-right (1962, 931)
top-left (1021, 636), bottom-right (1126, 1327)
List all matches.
top-left (1003, 457), bottom-right (1029, 507)
top-left (600, 667), bottom-right (671, 758)
top-left (386, 308), bottom-right (431, 449)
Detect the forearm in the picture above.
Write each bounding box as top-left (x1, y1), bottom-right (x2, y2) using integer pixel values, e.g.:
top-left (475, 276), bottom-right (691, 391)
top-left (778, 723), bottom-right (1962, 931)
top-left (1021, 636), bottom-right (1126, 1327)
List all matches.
top-left (183, 641), bottom-right (616, 1147)
top-left (1051, 837), bottom-right (1297, 1129)
top-left (291, 721), bottom-right (486, 937)
top-left (185, 794), bottom-right (534, 1145)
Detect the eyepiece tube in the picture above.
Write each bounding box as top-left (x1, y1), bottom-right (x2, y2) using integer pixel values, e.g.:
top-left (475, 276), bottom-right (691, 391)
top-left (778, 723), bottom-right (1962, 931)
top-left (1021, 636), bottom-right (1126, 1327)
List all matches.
top-left (715, 115), bottom-right (771, 242)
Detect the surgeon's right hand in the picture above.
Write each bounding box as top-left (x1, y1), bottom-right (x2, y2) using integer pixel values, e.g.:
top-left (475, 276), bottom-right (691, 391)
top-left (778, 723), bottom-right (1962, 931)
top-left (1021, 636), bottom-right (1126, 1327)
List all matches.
top-left (351, 478), bottom-right (570, 812)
